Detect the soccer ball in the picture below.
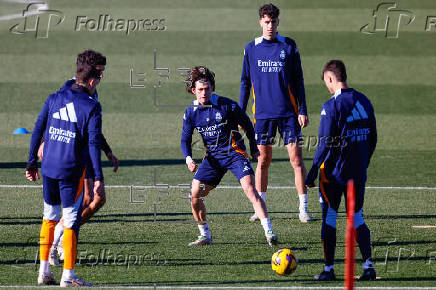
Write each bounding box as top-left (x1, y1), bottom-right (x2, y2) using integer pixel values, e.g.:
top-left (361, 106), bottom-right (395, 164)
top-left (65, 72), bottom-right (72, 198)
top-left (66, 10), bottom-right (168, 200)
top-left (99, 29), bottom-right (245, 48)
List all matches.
top-left (271, 248), bottom-right (298, 276)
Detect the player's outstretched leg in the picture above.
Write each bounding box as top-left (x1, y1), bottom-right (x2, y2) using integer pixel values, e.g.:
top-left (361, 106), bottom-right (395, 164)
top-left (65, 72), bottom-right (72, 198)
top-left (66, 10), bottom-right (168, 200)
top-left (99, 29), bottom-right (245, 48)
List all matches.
top-left (81, 178), bottom-right (106, 225)
top-left (240, 175), bottom-right (277, 246)
top-left (286, 142), bottom-right (312, 223)
top-left (250, 145), bottom-right (272, 221)
top-left (189, 179), bottom-right (214, 246)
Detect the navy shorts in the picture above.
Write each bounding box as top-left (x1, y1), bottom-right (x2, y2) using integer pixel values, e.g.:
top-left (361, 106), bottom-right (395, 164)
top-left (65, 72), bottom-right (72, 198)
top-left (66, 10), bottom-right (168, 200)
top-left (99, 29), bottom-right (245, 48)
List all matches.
top-left (194, 152), bottom-right (255, 187)
top-left (255, 116), bottom-right (301, 145)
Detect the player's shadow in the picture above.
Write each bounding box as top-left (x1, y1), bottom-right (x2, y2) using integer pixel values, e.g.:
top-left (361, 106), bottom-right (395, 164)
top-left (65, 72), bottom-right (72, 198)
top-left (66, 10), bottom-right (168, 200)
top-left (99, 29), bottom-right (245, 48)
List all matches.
top-left (367, 214), bottom-right (436, 219)
top-left (0, 215), bottom-right (41, 226)
top-left (0, 157), bottom-right (312, 169)
top-left (0, 220), bottom-right (41, 225)
top-left (97, 276), bottom-right (336, 286)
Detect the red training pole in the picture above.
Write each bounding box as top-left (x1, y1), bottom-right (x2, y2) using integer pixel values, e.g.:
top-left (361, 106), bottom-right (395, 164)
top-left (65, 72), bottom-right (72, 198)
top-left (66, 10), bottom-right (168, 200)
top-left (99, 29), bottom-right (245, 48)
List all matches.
top-left (345, 179), bottom-right (356, 290)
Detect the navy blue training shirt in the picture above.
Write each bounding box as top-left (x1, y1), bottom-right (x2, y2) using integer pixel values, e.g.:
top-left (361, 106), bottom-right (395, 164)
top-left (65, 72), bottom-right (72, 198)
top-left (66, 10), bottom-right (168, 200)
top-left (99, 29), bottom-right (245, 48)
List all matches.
top-left (181, 94), bottom-right (257, 159)
top-left (239, 33), bottom-right (307, 120)
top-left (307, 88), bottom-right (377, 185)
top-left (27, 83), bottom-right (103, 180)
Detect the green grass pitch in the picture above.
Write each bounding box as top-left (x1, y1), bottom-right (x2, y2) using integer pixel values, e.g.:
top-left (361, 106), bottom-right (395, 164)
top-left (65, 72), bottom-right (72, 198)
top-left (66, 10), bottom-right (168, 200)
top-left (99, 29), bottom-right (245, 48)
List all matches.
top-left (0, 0), bottom-right (435, 288)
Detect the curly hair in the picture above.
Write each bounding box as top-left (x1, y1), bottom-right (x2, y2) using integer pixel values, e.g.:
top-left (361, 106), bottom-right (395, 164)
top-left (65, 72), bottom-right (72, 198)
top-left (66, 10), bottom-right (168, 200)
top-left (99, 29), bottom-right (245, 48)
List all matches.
top-left (259, 3), bottom-right (280, 19)
top-left (76, 50), bottom-right (106, 83)
top-left (185, 66), bottom-right (215, 94)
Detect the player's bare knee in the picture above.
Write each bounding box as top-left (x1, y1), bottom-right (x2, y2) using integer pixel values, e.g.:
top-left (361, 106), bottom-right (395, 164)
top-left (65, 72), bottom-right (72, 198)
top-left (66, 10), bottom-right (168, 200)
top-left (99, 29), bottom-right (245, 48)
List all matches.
top-left (190, 196), bottom-right (203, 208)
top-left (257, 155), bottom-right (272, 169)
top-left (289, 155), bottom-right (304, 169)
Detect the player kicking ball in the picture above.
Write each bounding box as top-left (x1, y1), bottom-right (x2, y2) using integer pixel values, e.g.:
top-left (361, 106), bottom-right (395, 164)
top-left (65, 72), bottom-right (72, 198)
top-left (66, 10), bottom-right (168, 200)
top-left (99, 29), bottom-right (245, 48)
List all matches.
top-left (181, 66), bottom-right (278, 246)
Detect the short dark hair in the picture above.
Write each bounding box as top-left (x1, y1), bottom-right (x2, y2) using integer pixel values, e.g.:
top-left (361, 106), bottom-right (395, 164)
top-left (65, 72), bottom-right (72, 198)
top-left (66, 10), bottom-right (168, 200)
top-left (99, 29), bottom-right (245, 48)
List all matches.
top-left (76, 50), bottom-right (106, 83)
top-left (322, 60), bottom-right (347, 82)
top-left (259, 3), bottom-right (280, 19)
top-left (186, 66), bottom-right (215, 94)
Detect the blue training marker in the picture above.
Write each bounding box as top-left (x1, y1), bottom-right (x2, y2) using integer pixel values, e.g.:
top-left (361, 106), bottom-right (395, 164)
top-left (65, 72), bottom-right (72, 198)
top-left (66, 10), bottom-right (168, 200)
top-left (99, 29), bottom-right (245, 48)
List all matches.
top-left (13, 128), bottom-right (30, 134)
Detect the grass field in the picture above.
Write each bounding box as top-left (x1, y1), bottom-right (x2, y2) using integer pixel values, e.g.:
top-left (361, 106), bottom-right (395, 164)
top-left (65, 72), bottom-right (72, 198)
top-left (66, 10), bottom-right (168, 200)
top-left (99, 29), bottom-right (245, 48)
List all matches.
top-left (0, 0), bottom-right (436, 288)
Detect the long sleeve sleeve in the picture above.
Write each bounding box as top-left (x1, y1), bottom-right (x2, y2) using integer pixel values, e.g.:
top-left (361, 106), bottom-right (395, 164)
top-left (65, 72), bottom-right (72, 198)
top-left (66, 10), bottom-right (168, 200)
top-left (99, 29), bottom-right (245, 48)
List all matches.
top-left (181, 110), bottom-right (194, 158)
top-left (88, 103), bottom-right (103, 180)
top-left (306, 104), bottom-right (336, 185)
top-left (27, 96), bottom-right (50, 168)
top-left (290, 43), bottom-right (307, 116)
top-left (368, 112), bottom-right (377, 162)
top-left (230, 103), bottom-right (258, 155)
top-left (239, 47), bottom-right (251, 113)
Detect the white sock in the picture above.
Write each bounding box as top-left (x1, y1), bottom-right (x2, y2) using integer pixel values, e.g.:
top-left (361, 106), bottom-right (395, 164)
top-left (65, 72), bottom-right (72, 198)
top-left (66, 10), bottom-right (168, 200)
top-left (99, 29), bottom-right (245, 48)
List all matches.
top-left (260, 218), bottom-right (272, 235)
top-left (259, 191), bottom-right (266, 203)
top-left (363, 259), bottom-right (374, 270)
top-left (324, 265), bottom-right (334, 272)
top-left (39, 260), bottom-right (50, 275)
top-left (62, 269), bottom-right (75, 279)
top-left (198, 223), bottom-right (211, 239)
top-left (299, 193), bottom-right (308, 212)
top-left (52, 223), bottom-right (64, 248)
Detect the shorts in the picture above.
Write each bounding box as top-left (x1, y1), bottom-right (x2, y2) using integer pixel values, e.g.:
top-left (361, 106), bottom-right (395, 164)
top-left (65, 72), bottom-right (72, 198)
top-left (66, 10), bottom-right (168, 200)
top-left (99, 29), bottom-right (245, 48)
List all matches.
top-left (318, 166), bottom-right (366, 213)
top-left (42, 171), bottom-right (85, 230)
top-left (254, 116), bottom-right (301, 145)
top-left (194, 151), bottom-right (255, 187)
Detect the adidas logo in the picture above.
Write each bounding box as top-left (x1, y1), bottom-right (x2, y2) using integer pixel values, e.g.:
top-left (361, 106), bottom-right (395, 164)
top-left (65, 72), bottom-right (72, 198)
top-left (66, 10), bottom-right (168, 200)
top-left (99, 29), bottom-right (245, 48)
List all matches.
top-left (346, 101), bottom-right (368, 122)
top-left (243, 165), bottom-right (250, 172)
top-left (53, 102), bottom-right (77, 122)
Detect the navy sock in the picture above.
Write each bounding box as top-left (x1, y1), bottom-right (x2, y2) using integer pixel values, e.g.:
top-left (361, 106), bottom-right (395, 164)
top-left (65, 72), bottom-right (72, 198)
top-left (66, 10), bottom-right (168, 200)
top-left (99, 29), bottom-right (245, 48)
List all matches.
top-left (324, 225), bottom-right (336, 266)
top-left (356, 223), bottom-right (371, 261)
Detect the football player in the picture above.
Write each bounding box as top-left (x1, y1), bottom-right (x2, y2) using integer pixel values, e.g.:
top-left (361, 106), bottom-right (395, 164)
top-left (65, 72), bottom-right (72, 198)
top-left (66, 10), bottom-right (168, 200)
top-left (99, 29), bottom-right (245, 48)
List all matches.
top-left (239, 3), bottom-right (312, 223)
top-left (306, 60), bottom-right (377, 281)
top-left (37, 78), bottom-right (118, 267)
top-left (26, 50), bottom-right (107, 287)
top-left (181, 66), bottom-right (278, 246)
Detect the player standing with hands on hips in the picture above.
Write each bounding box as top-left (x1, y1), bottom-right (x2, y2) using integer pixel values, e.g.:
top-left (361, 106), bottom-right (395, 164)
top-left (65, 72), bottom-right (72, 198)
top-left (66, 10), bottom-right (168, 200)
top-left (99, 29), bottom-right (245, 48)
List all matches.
top-left (240, 3), bottom-right (312, 222)
top-left (305, 60), bottom-right (377, 281)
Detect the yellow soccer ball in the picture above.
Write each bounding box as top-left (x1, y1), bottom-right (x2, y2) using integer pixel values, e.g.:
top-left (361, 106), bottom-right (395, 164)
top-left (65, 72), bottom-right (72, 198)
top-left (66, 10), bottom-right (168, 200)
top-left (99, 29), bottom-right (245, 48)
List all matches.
top-left (271, 248), bottom-right (298, 276)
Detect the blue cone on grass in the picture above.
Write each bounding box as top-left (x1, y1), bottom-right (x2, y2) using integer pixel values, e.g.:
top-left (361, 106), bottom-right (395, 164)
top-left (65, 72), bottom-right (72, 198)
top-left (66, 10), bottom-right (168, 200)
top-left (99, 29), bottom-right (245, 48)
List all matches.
top-left (13, 128), bottom-right (30, 134)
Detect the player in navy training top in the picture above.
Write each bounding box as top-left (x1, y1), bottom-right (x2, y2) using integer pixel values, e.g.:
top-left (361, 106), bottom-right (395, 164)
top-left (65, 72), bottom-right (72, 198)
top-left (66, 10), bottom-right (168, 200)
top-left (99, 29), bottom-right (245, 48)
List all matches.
top-left (239, 4), bottom-right (312, 222)
top-left (181, 66), bottom-right (278, 246)
top-left (305, 60), bottom-right (377, 281)
top-left (26, 50), bottom-right (106, 287)
top-left (40, 76), bottom-right (119, 267)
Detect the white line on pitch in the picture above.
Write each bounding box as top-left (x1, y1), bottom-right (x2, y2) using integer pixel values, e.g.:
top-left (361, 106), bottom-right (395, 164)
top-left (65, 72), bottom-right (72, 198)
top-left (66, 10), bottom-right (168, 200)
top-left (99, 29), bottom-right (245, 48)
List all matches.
top-left (1, 185), bottom-right (436, 190)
